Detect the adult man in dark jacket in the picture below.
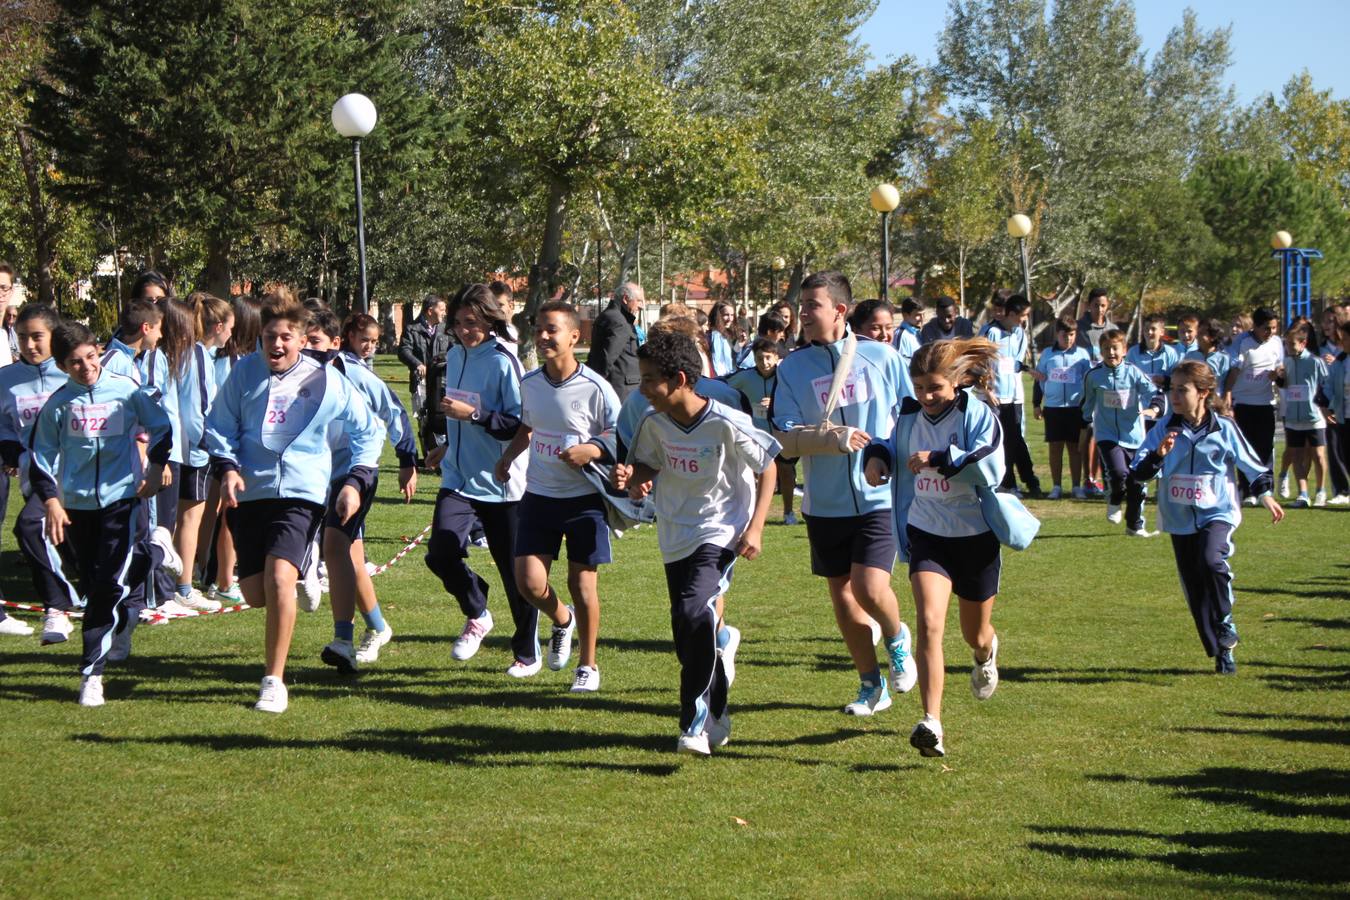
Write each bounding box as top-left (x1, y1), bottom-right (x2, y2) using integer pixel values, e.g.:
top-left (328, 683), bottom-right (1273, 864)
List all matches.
top-left (586, 282), bottom-right (644, 401)
top-left (398, 294), bottom-right (448, 463)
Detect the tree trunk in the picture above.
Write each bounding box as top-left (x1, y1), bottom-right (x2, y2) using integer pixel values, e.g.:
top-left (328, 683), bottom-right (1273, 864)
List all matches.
top-left (611, 235), bottom-right (639, 294)
top-left (200, 233), bottom-right (232, 298)
top-left (524, 181), bottom-right (570, 361)
top-left (957, 248), bottom-right (967, 315)
top-left (15, 126), bottom-right (57, 306)
top-left (1126, 281), bottom-right (1149, 343)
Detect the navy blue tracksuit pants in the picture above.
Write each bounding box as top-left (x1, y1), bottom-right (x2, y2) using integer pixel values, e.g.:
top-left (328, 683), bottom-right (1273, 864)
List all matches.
top-left (426, 489), bottom-right (538, 665)
top-left (665, 545), bottom-right (733, 736)
top-left (14, 493), bottom-right (80, 612)
top-left (1170, 522), bottom-right (1236, 658)
top-left (1100, 440), bottom-right (1145, 530)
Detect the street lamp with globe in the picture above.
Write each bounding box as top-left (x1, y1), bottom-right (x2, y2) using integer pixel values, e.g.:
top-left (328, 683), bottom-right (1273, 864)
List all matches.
top-left (331, 93), bottom-right (377, 313)
top-left (870, 183), bottom-right (900, 303)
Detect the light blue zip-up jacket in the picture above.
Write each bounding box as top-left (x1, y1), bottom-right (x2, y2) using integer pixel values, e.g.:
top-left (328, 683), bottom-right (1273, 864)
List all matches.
top-left (29, 368), bottom-right (172, 510)
top-left (1033, 344), bottom-right (1093, 408)
top-left (1315, 352), bottom-right (1349, 421)
top-left (1279, 349), bottom-right (1328, 428)
top-left (725, 366), bottom-right (778, 432)
top-left (891, 325), bottom-right (921, 368)
top-left (1081, 362), bottom-right (1162, 448)
top-left (1183, 348), bottom-right (1232, 385)
top-left (439, 336), bottom-right (526, 503)
top-left (330, 350), bottom-right (418, 477)
top-left (103, 337), bottom-right (183, 463)
top-left (205, 352), bottom-right (382, 506)
top-left (1126, 340), bottom-right (1181, 418)
top-left (0, 357), bottom-right (67, 497)
top-left (616, 375), bottom-right (749, 458)
top-left (1131, 412), bottom-right (1274, 534)
top-left (709, 330), bottom-right (735, 377)
top-left (176, 344), bottom-right (218, 469)
top-left (983, 321), bottom-right (1028, 403)
top-left (771, 328), bottom-right (912, 517)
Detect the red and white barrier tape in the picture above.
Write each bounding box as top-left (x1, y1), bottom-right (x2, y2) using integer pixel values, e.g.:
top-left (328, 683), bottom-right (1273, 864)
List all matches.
top-left (368, 524), bottom-right (432, 577)
top-left (1, 599), bottom-right (81, 618)
top-left (142, 602), bottom-right (253, 625)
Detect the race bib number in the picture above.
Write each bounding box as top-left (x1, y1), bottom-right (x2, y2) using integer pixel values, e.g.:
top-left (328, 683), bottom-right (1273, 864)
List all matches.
top-left (446, 388), bottom-right (482, 413)
top-left (531, 429), bottom-right (579, 461)
top-left (662, 440), bottom-right (717, 476)
top-left (1168, 474), bottom-right (1215, 508)
top-left (262, 392), bottom-right (302, 437)
top-left (913, 469), bottom-right (974, 500)
top-left (1102, 389), bottom-right (1130, 410)
top-left (811, 368), bottom-right (871, 411)
top-left (68, 402), bottom-right (124, 439)
top-left (1280, 385), bottom-right (1307, 403)
top-left (17, 392), bottom-right (53, 425)
top-left (997, 356), bottom-right (1016, 376)
top-left (1049, 367), bottom-right (1075, 384)
top-left (1243, 360), bottom-right (1272, 382)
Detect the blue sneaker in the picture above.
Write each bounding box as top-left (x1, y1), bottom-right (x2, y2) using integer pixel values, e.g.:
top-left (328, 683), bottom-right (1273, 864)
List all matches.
top-left (843, 678), bottom-right (891, 716)
top-left (886, 624), bottom-right (917, 694)
top-left (1217, 620), bottom-right (1239, 650)
top-left (1215, 648), bottom-right (1237, 675)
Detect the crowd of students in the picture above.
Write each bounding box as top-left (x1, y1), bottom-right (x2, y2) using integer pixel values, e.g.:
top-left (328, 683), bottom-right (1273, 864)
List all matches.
top-left (0, 263), bottom-right (1341, 759)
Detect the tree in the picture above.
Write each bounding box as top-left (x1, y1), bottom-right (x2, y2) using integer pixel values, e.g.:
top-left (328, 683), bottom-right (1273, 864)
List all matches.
top-left (918, 116), bottom-right (1003, 312)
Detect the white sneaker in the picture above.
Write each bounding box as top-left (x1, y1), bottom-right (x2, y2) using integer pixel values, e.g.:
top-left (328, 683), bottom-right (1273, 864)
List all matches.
top-left (971, 634), bottom-right (999, 700)
top-left (355, 625), bottom-right (393, 664)
top-left (1048, 485), bottom-right (1062, 499)
top-left (1126, 527), bottom-right (1157, 538)
top-left (451, 610), bottom-right (494, 661)
top-left (705, 711), bottom-right (731, 748)
top-left (364, 561), bottom-right (378, 576)
top-left (215, 583), bottom-right (244, 604)
top-left (79, 674), bottom-right (104, 707)
top-left (1314, 490), bottom-right (1327, 508)
top-left (1071, 486), bottom-right (1086, 499)
top-left (1329, 493), bottom-right (1350, 506)
top-left (176, 587), bottom-right (222, 612)
top-left (298, 559), bottom-right (322, 613)
top-left (0, 616), bottom-right (34, 636)
top-left (867, 617), bottom-right (882, 647)
top-left (784, 511), bottom-right (799, 526)
top-left (1243, 496), bottom-right (1259, 507)
top-left (547, 606), bottom-right (576, 670)
top-left (154, 598), bottom-right (195, 618)
top-left (506, 658), bottom-right (543, 678)
top-left (254, 676), bottom-right (288, 713)
top-left (321, 638), bottom-right (358, 674)
top-left (1106, 503), bottom-right (1123, 524)
top-left (149, 526), bottom-right (183, 578)
top-left (41, 611), bottom-right (74, 645)
top-left (1291, 493), bottom-right (1310, 509)
top-left (676, 732), bottom-right (711, 756)
top-left (718, 625), bottom-right (741, 687)
top-left (843, 679), bottom-right (891, 716)
top-left (886, 623), bottom-right (918, 694)
top-left (570, 665), bottom-right (600, 693)
top-left (1279, 472), bottom-right (1291, 498)
top-left (910, 717), bottom-right (945, 757)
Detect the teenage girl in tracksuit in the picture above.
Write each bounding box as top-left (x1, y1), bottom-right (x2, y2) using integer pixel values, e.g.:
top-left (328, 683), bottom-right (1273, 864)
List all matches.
top-left (29, 322), bottom-right (181, 707)
top-left (423, 284), bottom-right (540, 676)
top-left (1130, 361), bottom-right (1284, 674)
top-left (864, 338), bottom-right (1006, 759)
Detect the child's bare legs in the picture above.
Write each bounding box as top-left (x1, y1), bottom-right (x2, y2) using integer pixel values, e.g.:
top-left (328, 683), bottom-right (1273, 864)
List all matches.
top-left (1312, 445), bottom-right (1328, 494)
top-left (215, 508), bottom-right (237, 589)
top-left (516, 554), bottom-right (569, 624)
top-left (911, 571), bottom-right (951, 720)
top-left (1294, 446), bottom-right (1311, 496)
top-left (568, 562), bottom-right (599, 668)
top-left (1048, 441), bottom-right (1064, 488)
top-left (324, 528), bottom-right (357, 625)
top-left (262, 556), bottom-right (299, 678)
top-left (778, 460), bottom-right (796, 516)
top-left (828, 575), bottom-right (881, 674)
top-left (196, 481), bottom-right (222, 577)
top-left (958, 596), bottom-right (996, 663)
top-left (1067, 439), bottom-right (1083, 488)
top-left (175, 498), bottom-right (206, 589)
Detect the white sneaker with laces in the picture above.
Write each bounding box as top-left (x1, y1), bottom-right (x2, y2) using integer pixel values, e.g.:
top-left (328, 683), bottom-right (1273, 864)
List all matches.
top-left (705, 711), bottom-right (731, 748)
top-left (41, 611), bottom-right (73, 645)
top-left (154, 598), bottom-right (195, 618)
top-left (677, 732), bottom-right (711, 756)
top-left (1106, 503), bottom-right (1123, 524)
top-left (355, 625), bottom-right (393, 664)
top-left (254, 676), bottom-right (288, 713)
top-left (298, 556), bottom-right (322, 613)
top-left (718, 625), bottom-right (741, 687)
top-left (843, 679), bottom-right (891, 716)
top-left (320, 639), bottom-right (358, 674)
top-left (452, 611), bottom-right (494, 661)
top-left (910, 716), bottom-right (945, 757)
top-left (1243, 496), bottom-right (1259, 507)
top-left (1279, 472), bottom-right (1291, 498)
top-left (79, 675), bottom-right (104, 707)
top-left (570, 665), bottom-right (600, 693)
top-left (0, 616), bottom-right (34, 636)
top-left (1314, 490), bottom-right (1327, 508)
top-left (547, 606), bottom-right (576, 670)
top-left (1126, 527), bottom-right (1157, 538)
top-left (886, 623), bottom-right (918, 694)
top-left (1048, 485), bottom-right (1062, 499)
top-left (867, 617), bottom-right (882, 647)
top-left (971, 634), bottom-right (999, 700)
top-left (176, 587), bottom-right (222, 612)
top-left (506, 658), bottom-right (543, 678)
top-left (1329, 493), bottom-right (1350, 506)
top-left (150, 527), bottom-right (183, 578)
top-left (216, 583), bottom-right (243, 604)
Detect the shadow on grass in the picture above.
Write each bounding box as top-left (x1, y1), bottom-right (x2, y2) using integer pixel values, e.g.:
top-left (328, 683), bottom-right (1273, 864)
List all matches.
top-left (1237, 585), bottom-right (1350, 601)
top-left (71, 724), bottom-right (681, 776)
top-left (1238, 658), bottom-right (1350, 692)
top-left (939, 664), bottom-right (1201, 685)
top-left (1026, 824), bottom-right (1349, 886)
top-left (1273, 617), bottom-right (1350, 631)
top-left (1092, 769), bottom-right (1350, 820)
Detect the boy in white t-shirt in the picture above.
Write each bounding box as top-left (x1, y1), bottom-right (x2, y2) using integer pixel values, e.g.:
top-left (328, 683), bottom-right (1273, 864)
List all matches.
top-left (1223, 308), bottom-right (1282, 502)
top-left (616, 331), bottom-right (779, 756)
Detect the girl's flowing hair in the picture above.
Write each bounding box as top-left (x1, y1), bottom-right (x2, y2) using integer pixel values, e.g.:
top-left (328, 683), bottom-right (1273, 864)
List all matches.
top-left (909, 338), bottom-right (1001, 406)
top-left (158, 297), bottom-right (197, 378)
top-left (450, 283), bottom-right (512, 342)
top-left (223, 296), bottom-right (262, 361)
top-left (1172, 359), bottom-right (1227, 416)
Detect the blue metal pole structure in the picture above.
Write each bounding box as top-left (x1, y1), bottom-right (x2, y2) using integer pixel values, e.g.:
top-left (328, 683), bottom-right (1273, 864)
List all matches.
top-left (1272, 247), bottom-right (1322, 323)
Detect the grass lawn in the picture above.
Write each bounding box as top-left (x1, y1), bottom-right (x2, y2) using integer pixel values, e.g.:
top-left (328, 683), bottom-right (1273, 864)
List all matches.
top-left (1, 359), bottom-right (1346, 898)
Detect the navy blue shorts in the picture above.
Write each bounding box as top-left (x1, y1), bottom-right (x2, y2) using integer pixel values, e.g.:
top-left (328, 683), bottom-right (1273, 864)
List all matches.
top-left (514, 491), bottom-right (611, 566)
top-left (906, 524), bottom-right (1000, 602)
top-left (1284, 428), bottom-right (1326, 448)
top-left (804, 510), bottom-right (896, 578)
top-left (323, 475), bottom-right (378, 541)
top-left (178, 464), bottom-right (212, 502)
top-left (227, 499), bottom-right (324, 580)
top-left (1042, 407), bottom-right (1083, 443)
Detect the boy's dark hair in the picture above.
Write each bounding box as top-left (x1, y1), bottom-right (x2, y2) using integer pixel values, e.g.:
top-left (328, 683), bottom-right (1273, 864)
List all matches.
top-left (991, 288), bottom-right (1014, 306)
top-left (1252, 307), bottom-right (1278, 328)
top-left (801, 270), bottom-right (852, 307)
top-left (120, 298), bottom-right (163, 334)
top-left (751, 337), bottom-right (780, 357)
top-left (1288, 322), bottom-right (1312, 342)
top-left (488, 280), bottom-right (514, 301)
top-left (847, 298), bottom-right (892, 332)
top-left (537, 300), bottom-right (580, 330)
top-left (1199, 318), bottom-right (1226, 347)
top-left (899, 298), bottom-right (924, 315)
top-left (1003, 294), bottom-right (1030, 315)
top-left (260, 288), bottom-right (307, 330)
top-left (307, 308), bottom-right (341, 339)
top-left (1054, 314), bottom-right (1077, 334)
top-left (302, 297), bottom-right (329, 315)
top-left (16, 304), bottom-right (60, 331)
top-left (1100, 328), bottom-right (1128, 350)
top-left (1087, 287), bottom-right (1109, 302)
top-left (1143, 312), bottom-right (1167, 327)
top-left (637, 330), bottom-right (702, 385)
top-left (934, 296), bottom-right (957, 311)
top-left (130, 270), bottom-right (169, 300)
top-left (757, 313), bottom-right (787, 336)
top-left (52, 321), bottom-right (96, 365)
top-left (1178, 312), bottom-right (1200, 325)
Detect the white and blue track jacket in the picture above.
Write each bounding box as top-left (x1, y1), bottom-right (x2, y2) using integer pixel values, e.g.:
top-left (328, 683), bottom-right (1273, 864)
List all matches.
top-left (440, 336), bottom-right (526, 503)
top-left (983, 321), bottom-right (1028, 404)
top-left (1033, 344), bottom-right (1092, 409)
top-left (1127, 341), bottom-right (1181, 417)
top-left (725, 366), bottom-right (778, 433)
top-left (1183, 348), bottom-right (1232, 386)
top-left (1315, 352), bottom-right (1350, 422)
top-left (709, 330), bottom-right (735, 378)
top-left (0, 357), bottom-right (66, 497)
top-left (616, 375), bottom-right (750, 460)
top-left (1279, 349), bottom-right (1328, 428)
top-left (1081, 362), bottom-right (1162, 448)
top-left (329, 350), bottom-right (417, 478)
top-left (176, 344), bottom-right (219, 469)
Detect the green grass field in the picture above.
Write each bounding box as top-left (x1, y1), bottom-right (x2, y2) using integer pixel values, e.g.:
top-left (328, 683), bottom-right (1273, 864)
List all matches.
top-left (1, 359), bottom-right (1346, 898)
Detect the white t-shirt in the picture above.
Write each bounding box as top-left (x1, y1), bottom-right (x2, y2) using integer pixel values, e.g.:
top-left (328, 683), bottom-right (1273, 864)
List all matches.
top-left (907, 403), bottom-right (987, 538)
top-left (0, 327), bottom-right (11, 369)
top-left (630, 400), bottom-right (778, 563)
top-left (1228, 333), bottom-right (1282, 407)
top-left (519, 364), bottom-right (620, 498)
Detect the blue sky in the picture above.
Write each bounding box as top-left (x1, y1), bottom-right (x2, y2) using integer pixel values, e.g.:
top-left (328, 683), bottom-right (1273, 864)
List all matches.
top-left (860, 0), bottom-right (1347, 104)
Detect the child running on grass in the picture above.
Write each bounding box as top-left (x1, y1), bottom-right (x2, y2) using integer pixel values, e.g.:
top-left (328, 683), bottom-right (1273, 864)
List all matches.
top-left (864, 338), bottom-right (1008, 759)
top-left (1130, 361), bottom-right (1283, 674)
top-left (1275, 323), bottom-right (1329, 508)
top-left (1082, 330), bottom-right (1163, 536)
top-left (495, 301), bottom-right (621, 693)
top-left (616, 330), bottom-right (778, 755)
top-left (727, 337), bottom-right (800, 525)
top-left (1031, 315), bottom-right (1093, 498)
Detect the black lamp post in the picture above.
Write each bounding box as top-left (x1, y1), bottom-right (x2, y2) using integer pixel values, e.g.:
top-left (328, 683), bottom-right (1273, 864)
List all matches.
top-left (332, 93), bottom-right (378, 314)
top-left (870, 183), bottom-right (900, 303)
